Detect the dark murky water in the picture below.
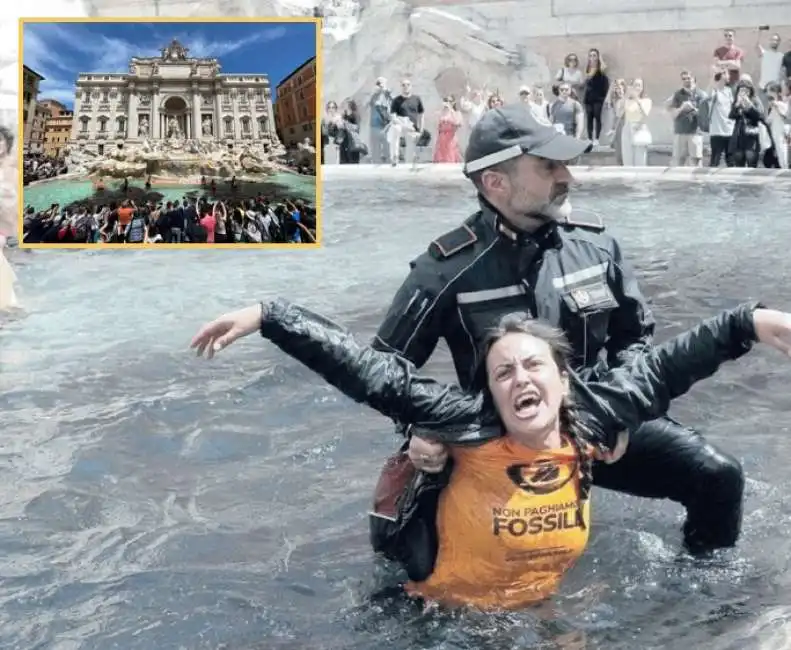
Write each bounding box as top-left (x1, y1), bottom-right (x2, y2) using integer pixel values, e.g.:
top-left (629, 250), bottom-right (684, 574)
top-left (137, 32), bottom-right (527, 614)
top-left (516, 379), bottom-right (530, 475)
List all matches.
top-left (2, 178), bottom-right (791, 650)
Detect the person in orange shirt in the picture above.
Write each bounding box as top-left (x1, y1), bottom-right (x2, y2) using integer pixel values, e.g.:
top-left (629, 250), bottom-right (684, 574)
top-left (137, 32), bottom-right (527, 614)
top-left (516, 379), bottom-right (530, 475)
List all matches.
top-left (115, 200), bottom-right (135, 242)
top-left (191, 300), bottom-right (791, 610)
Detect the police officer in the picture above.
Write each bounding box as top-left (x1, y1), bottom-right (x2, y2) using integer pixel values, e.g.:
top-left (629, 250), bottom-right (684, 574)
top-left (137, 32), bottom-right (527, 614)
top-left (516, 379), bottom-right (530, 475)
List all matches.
top-left (370, 103), bottom-right (744, 573)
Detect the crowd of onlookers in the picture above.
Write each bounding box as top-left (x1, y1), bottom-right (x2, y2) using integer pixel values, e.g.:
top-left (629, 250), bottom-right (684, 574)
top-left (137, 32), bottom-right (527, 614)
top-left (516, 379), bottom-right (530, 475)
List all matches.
top-left (322, 28), bottom-right (791, 169)
top-left (23, 153), bottom-right (67, 185)
top-left (22, 189), bottom-right (316, 245)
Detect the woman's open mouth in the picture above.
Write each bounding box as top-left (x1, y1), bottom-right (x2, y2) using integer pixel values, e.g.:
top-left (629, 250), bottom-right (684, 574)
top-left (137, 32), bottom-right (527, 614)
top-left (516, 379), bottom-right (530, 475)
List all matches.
top-left (513, 391), bottom-right (541, 420)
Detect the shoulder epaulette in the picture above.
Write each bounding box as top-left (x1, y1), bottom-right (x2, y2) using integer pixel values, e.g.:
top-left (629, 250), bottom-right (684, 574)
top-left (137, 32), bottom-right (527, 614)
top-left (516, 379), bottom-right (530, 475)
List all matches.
top-left (428, 224), bottom-right (478, 259)
top-left (562, 210), bottom-right (605, 233)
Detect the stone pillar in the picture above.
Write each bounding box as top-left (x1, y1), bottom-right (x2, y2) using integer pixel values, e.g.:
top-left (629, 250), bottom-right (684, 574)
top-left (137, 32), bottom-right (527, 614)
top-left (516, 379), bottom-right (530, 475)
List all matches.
top-left (265, 90), bottom-right (276, 138)
top-left (151, 86), bottom-right (160, 139)
top-left (128, 85), bottom-right (139, 140)
top-left (232, 90), bottom-right (240, 144)
top-left (192, 84), bottom-right (201, 139)
top-left (70, 92), bottom-right (82, 141)
top-left (214, 84), bottom-right (223, 141)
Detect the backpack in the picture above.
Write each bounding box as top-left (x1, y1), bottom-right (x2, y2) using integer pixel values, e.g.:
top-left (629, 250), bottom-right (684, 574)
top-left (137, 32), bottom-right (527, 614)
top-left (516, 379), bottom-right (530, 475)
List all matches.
top-left (73, 215), bottom-right (91, 242)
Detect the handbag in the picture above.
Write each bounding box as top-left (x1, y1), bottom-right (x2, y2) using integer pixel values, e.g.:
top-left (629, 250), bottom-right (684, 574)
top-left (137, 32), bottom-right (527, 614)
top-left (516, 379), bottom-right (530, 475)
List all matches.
top-left (631, 123), bottom-right (653, 146)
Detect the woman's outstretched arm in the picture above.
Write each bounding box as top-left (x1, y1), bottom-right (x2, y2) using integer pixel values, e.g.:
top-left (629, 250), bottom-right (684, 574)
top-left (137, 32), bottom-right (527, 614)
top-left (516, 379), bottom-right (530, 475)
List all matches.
top-left (192, 299), bottom-right (498, 444)
top-left (574, 303), bottom-right (791, 452)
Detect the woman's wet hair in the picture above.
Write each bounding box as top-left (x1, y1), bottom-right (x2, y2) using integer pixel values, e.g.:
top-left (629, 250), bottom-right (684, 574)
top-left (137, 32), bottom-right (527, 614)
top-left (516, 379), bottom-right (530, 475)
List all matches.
top-left (474, 313), bottom-right (594, 501)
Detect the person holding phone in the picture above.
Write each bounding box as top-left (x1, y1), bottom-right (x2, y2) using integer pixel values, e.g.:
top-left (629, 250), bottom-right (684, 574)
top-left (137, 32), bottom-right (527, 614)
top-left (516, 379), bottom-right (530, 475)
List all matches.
top-left (728, 81), bottom-right (766, 167)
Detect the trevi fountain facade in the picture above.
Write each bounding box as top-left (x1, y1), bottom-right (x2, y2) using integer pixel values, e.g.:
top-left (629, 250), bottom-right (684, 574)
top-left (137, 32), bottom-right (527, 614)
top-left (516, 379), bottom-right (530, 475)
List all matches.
top-left (64, 38), bottom-right (315, 179)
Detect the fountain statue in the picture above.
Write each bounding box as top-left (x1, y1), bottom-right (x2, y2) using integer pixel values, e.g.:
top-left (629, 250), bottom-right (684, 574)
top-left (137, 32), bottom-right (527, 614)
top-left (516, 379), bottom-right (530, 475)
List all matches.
top-left (294, 137), bottom-right (317, 172)
top-left (65, 130), bottom-right (282, 181)
top-left (202, 116), bottom-right (213, 136)
top-left (138, 116), bottom-right (150, 138)
top-left (167, 116), bottom-right (182, 140)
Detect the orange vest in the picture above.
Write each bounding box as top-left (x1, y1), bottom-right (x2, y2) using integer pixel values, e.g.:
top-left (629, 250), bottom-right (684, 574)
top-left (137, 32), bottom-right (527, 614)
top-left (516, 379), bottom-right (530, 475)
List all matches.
top-left (406, 436), bottom-right (591, 610)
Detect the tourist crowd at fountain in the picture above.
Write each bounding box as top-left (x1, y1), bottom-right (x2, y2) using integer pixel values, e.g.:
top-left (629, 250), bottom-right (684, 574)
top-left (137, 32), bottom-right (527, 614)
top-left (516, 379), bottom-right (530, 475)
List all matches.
top-left (322, 29), bottom-right (791, 169)
top-left (22, 180), bottom-right (316, 245)
top-left (23, 153), bottom-right (68, 185)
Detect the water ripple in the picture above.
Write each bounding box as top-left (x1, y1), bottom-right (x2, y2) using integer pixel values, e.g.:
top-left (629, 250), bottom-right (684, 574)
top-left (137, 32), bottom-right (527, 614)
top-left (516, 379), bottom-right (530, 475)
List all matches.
top-left (2, 180), bottom-right (791, 649)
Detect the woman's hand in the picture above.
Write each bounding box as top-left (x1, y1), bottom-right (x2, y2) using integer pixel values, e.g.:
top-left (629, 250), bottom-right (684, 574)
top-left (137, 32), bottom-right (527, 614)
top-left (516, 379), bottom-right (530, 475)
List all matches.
top-left (754, 308), bottom-right (791, 357)
top-left (191, 304), bottom-right (263, 358)
top-left (592, 430), bottom-right (629, 464)
top-left (408, 435), bottom-right (449, 473)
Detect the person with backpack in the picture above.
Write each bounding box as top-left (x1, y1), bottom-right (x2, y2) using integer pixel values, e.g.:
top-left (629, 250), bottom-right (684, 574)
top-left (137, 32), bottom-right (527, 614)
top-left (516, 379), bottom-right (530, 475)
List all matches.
top-left (125, 203), bottom-right (150, 244)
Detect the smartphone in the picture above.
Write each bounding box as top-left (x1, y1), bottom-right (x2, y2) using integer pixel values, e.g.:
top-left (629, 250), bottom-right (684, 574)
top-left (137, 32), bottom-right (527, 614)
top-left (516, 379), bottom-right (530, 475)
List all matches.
top-left (759, 25), bottom-right (771, 31)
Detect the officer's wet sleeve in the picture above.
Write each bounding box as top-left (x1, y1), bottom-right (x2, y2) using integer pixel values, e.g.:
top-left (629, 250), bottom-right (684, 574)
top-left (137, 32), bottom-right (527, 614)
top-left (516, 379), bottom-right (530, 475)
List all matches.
top-left (605, 238), bottom-right (656, 368)
top-left (371, 258), bottom-right (450, 368)
top-left (259, 298), bottom-right (500, 444)
top-left (574, 302), bottom-right (762, 450)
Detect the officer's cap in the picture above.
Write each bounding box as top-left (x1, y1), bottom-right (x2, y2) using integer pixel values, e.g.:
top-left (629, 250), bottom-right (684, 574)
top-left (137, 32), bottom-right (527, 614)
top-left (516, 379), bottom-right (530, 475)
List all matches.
top-left (463, 103), bottom-right (593, 176)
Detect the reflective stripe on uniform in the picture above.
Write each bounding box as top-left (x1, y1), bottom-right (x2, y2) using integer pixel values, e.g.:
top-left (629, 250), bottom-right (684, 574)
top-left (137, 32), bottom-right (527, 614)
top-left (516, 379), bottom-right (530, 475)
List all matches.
top-left (552, 262), bottom-right (608, 289)
top-left (457, 284), bottom-right (526, 304)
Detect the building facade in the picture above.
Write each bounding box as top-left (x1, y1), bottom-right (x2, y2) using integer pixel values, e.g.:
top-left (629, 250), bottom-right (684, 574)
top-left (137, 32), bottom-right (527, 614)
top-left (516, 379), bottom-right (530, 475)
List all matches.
top-left (69, 39), bottom-right (278, 155)
top-left (22, 65), bottom-right (46, 154)
top-left (274, 55), bottom-right (316, 148)
top-left (40, 100), bottom-right (73, 159)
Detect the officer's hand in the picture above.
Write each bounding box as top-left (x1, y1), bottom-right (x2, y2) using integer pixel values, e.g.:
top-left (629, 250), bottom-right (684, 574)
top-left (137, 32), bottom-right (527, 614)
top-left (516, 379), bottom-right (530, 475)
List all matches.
top-left (408, 435), bottom-right (449, 474)
top-left (754, 308), bottom-right (791, 357)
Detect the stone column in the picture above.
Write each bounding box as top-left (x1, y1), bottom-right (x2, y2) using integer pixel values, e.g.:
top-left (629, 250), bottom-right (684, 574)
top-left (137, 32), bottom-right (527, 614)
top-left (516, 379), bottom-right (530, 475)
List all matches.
top-left (128, 85), bottom-right (139, 140)
top-left (232, 90), bottom-right (240, 144)
top-left (192, 83), bottom-right (201, 140)
top-left (265, 90), bottom-right (276, 138)
top-left (151, 85), bottom-right (160, 139)
top-left (214, 84), bottom-right (223, 141)
top-left (70, 92), bottom-right (82, 141)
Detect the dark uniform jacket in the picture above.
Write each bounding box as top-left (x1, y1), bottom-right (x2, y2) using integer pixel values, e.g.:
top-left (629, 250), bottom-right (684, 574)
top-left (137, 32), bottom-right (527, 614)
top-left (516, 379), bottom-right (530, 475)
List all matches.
top-left (373, 201), bottom-right (655, 391)
top-left (259, 297), bottom-right (759, 448)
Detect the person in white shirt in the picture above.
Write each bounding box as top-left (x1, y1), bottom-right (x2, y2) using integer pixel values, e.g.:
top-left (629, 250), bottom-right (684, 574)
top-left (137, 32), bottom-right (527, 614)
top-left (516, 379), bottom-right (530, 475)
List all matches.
top-left (708, 72), bottom-right (736, 167)
top-left (555, 53), bottom-right (585, 100)
top-left (757, 32), bottom-right (784, 92)
top-left (529, 85), bottom-right (552, 126)
top-left (760, 82), bottom-right (789, 168)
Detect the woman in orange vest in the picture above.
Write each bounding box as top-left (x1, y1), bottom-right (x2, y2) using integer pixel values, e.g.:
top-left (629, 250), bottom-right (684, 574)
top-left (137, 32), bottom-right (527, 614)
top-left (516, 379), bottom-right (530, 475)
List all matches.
top-left (191, 300), bottom-right (791, 610)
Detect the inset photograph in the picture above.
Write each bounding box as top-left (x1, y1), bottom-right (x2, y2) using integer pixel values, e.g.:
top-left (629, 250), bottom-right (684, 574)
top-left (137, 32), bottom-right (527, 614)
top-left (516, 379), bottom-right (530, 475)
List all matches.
top-left (20, 18), bottom-right (319, 247)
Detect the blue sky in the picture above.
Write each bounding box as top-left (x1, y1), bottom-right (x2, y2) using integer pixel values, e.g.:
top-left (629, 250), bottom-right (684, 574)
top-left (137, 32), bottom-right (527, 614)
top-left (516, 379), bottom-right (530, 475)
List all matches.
top-left (23, 21), bottom-right (316, 110)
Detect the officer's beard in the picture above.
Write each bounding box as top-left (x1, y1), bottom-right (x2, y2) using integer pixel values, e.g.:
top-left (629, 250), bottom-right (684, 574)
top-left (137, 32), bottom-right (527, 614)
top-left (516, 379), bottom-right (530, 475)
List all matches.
top-left (509, 184), bottom-right (571, 232)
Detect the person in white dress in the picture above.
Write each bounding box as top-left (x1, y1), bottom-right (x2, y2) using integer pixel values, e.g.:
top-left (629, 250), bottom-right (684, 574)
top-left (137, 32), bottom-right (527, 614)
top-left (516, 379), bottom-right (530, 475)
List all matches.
top-left (760, 82), bottom-right (789, 168)
top-left (620, 78), bottom-right (653, 167)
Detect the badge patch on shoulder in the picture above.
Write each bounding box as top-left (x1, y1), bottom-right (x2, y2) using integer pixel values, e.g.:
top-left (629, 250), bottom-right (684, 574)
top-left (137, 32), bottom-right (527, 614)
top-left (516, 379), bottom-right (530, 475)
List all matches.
top-left (430, 225), bottom-right (477, 259)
